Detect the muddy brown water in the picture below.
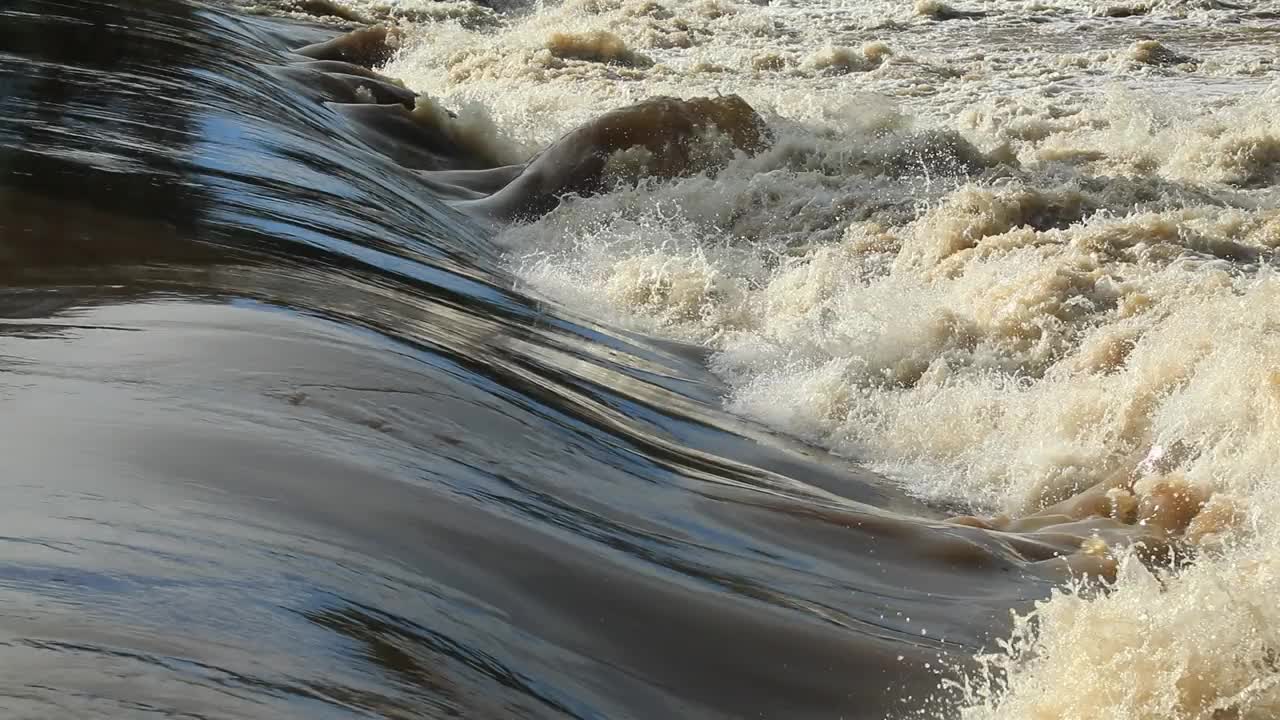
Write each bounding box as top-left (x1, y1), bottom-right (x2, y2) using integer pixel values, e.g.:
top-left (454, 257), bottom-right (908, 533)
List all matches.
top-left (0, 2), bottom-right (1090, 717)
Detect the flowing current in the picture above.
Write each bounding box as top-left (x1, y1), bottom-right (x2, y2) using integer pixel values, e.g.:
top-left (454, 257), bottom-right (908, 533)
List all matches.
top-left (4, 0), bottom-right (1280, 717)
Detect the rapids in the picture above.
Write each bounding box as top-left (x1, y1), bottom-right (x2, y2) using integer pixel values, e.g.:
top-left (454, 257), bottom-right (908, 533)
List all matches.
top-left (5, 0), bottom-right (1280, 717)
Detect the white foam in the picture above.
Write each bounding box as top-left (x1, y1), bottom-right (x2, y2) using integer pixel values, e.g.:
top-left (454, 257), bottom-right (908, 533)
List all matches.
top-left (268, 0), bottom-right (1280, 713)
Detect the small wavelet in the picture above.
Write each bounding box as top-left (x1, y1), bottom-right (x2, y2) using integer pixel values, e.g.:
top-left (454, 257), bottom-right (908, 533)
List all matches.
top-left (9, 0), bottom-right (1280, 716)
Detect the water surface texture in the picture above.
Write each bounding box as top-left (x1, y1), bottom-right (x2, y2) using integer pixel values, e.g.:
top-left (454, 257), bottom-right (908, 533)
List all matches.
top-left (0, 1), bottom-right (1082, 718)
top-left (5, 0), bottom-right (1280, 717)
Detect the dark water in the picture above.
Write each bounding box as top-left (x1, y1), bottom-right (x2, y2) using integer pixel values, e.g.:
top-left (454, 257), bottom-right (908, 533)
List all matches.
top-left (0, 2), bottom-right (1066, 717)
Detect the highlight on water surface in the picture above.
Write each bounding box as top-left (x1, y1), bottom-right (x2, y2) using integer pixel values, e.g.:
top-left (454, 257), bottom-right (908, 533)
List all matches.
top-left (10, 0), bottom-right (1280, 716)
top-left (288, 0), bottom-right (1280, 713)
top-left (286, 0), bottom-right (1280, 714)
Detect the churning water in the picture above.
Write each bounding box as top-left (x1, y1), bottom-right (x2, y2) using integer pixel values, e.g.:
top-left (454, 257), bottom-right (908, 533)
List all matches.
top-left (4, 0), bottom-right (1280, 717)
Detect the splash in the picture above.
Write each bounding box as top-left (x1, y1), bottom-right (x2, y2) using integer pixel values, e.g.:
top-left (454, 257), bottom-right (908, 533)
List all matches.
top-left (953, 537), bottom-right (1280, 720)
top-left (460, 94), bottom-right (770, 220)
top-left (499, 99), bottom-right (1280, 717)
top-left (1129, 39), bottom-right (1197, 67)
top-left (295, 0), bottom-right (366, 22)
top-left (806, 42), bottom-right (893, 75)
top-left (274, 0), bottom-right (1280, 715)
top-left (914, 0), bottom-right (986, 20)
top-left (546, 30), bottom-right (655, 66)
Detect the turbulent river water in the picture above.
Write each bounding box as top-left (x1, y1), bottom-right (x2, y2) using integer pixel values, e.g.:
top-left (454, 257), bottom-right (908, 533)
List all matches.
top-left (5, 0), bottom-right (1280, 717)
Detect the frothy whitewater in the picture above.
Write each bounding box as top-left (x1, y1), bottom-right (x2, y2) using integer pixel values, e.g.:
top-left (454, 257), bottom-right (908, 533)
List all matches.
top-left (191, 0), bottom-right (1280, 715)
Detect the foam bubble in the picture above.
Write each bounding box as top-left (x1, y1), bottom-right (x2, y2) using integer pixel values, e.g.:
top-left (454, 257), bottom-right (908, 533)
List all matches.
top-left (409, 95), bottom-right (528, 166)
top-left (546, 30), bottom-right (655, 66)
top-left (1128, 39), bottom-right (1197, 67)
top-left (292, 0), bottom-right (1280, 714)
top-left (805, 42), bottom-right (893, 75)
top-left (954, 538), bottom-right (1280, 720)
